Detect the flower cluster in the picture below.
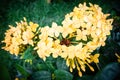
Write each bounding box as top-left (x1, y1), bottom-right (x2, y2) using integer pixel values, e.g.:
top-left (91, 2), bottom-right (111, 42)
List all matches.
top-left (2, 18), bottom-right (39, 55)
top-left (2, 3), bottom-right (113, 76)
top-left (58, 3), bottom-right (113, 76)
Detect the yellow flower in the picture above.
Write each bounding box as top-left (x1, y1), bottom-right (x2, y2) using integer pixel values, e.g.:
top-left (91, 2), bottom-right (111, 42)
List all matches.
top-left (2, 2), bottom-right (113, 77)
top-left (29, 22), bottom-right (39, 32)
top-left (2, 18), bottom-right (38, 55)
top-left (76, 29), bottom-right (87, 41)
top-left (61, 25), bottom-right (76, 38)
top-left (35, 26), bottom-right (54, 60)
top-left (8, 44), bottom-right (20, 55)
top-left (59, 2), bottom-right (113, 76)
top-left (39, 26), bottom-right (50, 41)
top-left (15, 78), bottom-right (19, 80)
top-left (90, 54), bottom-right (100, 63)
top-left (51, 40), bottom-right (62, 58)
top-left (35, 37), bottom-right (53, 61)
top-left (60, 45), bottom-right (68, 58)
top-left (2, 26), bottom-right (15, 46)
top-left (36, 41), bottom-right (52, 61)
top-left (22, 30), bottom-right (34, 45)
top-left (115, 53), bottom-right (120, 62)
top-left (61, 14), bottom-right (77, 38)
top-left (48, 22), bottom-right (62, 37)
top-left (2, 25), bottom-right (23, 55)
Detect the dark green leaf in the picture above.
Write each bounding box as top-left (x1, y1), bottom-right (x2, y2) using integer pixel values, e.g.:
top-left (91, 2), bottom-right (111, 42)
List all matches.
top-left (46, 56), bottom-right (56, 63)
top-left (31, 71), bottom-right (51, 80)
top-left (54, 69), bottom-right (73, 80)
top-left (56, 57), bottom-right (68, 70)
top-left (94, 62), bottom-right (120, 80)
top-left (98, 54), bottom-right (111, 69)
top-left (76, 75), bottom-right (94, 80)
top-left (22, 46), bottom-right (35, 60)
top-left (46, 61), bottom-right (56, 72)
top-left (0, 65), bottom-right (11, 80)
top-left (36, 63), bottom-right (48, 71)
top-left (15, 64), bottom-right (29, 77)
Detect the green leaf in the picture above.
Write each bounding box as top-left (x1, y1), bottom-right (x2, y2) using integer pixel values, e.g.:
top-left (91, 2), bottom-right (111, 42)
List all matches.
top-left (15, 64), bottom-right (29, 77)
top-left (56, 57), bottom-right (69, 70)
top-left (98, 54), bottom-right (111, 69)
top-left (54, 69), bottom-right (73, 80)
top-left (36, 63), bottom-right (48, 71)
top-left (58, 33), bottom-right (63, 41)
top-left (94, 62), bottom-right (120, 80)
top-left (0, 65), bottom-right (11, 80)
top-left (22, 46), bottom-right (35, 61)
top-left (76, 75), bottom-right (94, 80)
top-left (46, 61), bottom-right (56, 72)
top-left (31, 71), bottom-right (51, 80)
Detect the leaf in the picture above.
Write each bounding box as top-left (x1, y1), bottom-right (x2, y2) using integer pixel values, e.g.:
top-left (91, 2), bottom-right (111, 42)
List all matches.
top-left (36, 63), bottom-right (48, 71)
top-left (15, 64), bottom-right (29, 77)
top-left (45, 56), bottom-right (56, 72)
top-left (54, 69), bottom-right (73, 80)
top-left (93, 62), bottom-right (120, 80)
top-left (46, 61), bottom-right (56, 72)
top-left (0, 65), bottom-right (11, 80)
top-left (31, 71), bottom-right (51, 80)
top-left (22, 46), bottom-right (35, 60)
top-left (98, 54), bottom-right (112, 69)
top-left (56, 57), bottom-right (69, 70)
top-left (76, 75), bottom-right (94, 80)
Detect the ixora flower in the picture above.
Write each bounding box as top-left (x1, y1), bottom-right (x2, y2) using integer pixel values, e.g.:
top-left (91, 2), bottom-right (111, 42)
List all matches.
top-left (60, 3), bottom-right (113, 76)
top-left (2, 18), bottom-right (39, 55)
top-left (34, 23), bottom-right (63, 60)
top-left (2, 2), bottom-right (113, 77)
top-left (35, 3), bottom-right (113, 77)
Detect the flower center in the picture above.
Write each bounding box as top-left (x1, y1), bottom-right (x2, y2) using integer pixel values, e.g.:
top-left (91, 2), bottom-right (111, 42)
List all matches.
top-left (60, 39), bottom-right (71, 46)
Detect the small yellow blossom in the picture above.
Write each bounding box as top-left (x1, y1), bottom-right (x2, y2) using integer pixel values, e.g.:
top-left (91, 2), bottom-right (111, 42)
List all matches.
top-left (76, 29), bottom-right (87, 41)
top-left (51, 40), bottom-right (62, 58)
top-left (29, 22), bottom-right (39, 32)
top-left (90, 54), bottom-right (100, 63)
top-left (22, 30), bottom-right (34, 45)
top-left (48, 22), bottom-right (62, 37)
top-left (115, 53), bottom-right (120, 62)
top-left (35, 27), bottom-right (54, 60)
top-left (15, 78), bottom-right (19, 80)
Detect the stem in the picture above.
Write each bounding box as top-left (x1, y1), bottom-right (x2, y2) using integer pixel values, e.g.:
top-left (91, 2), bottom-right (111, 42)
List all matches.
top-left (96, 63), bottom-right (101, 71)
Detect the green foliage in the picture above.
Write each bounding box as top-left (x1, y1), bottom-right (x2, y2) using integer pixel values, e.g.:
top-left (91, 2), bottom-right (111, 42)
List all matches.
top-left (76, 75), bottom-right (94, 80)
top-left (6, 0), bottom-right (75, 26)
top-left (31, 71), bottom-right (51, 80)
top-left (56, 57), bottom-right (69, 70)
top-left (54, 69), bottom-right (73, 80)
top-left (0, 50), bottom-right (17, 80)
top-left (94, 63), bottom-right (120, 80)
top-left (36, 63), bottom-right (48, 71)
top-left (21, 46), bottom-right (35, 61)
top-left (0, 65), bottom-right (11, 80)
top-left (15, 64), bottom-right (30, 78)
top-left (45, 60), bottom-right (56, 72)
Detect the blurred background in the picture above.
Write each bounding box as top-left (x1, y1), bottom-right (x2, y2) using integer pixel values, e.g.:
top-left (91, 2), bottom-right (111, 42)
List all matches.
top-left (0, 0), bottom-right (120, 80)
